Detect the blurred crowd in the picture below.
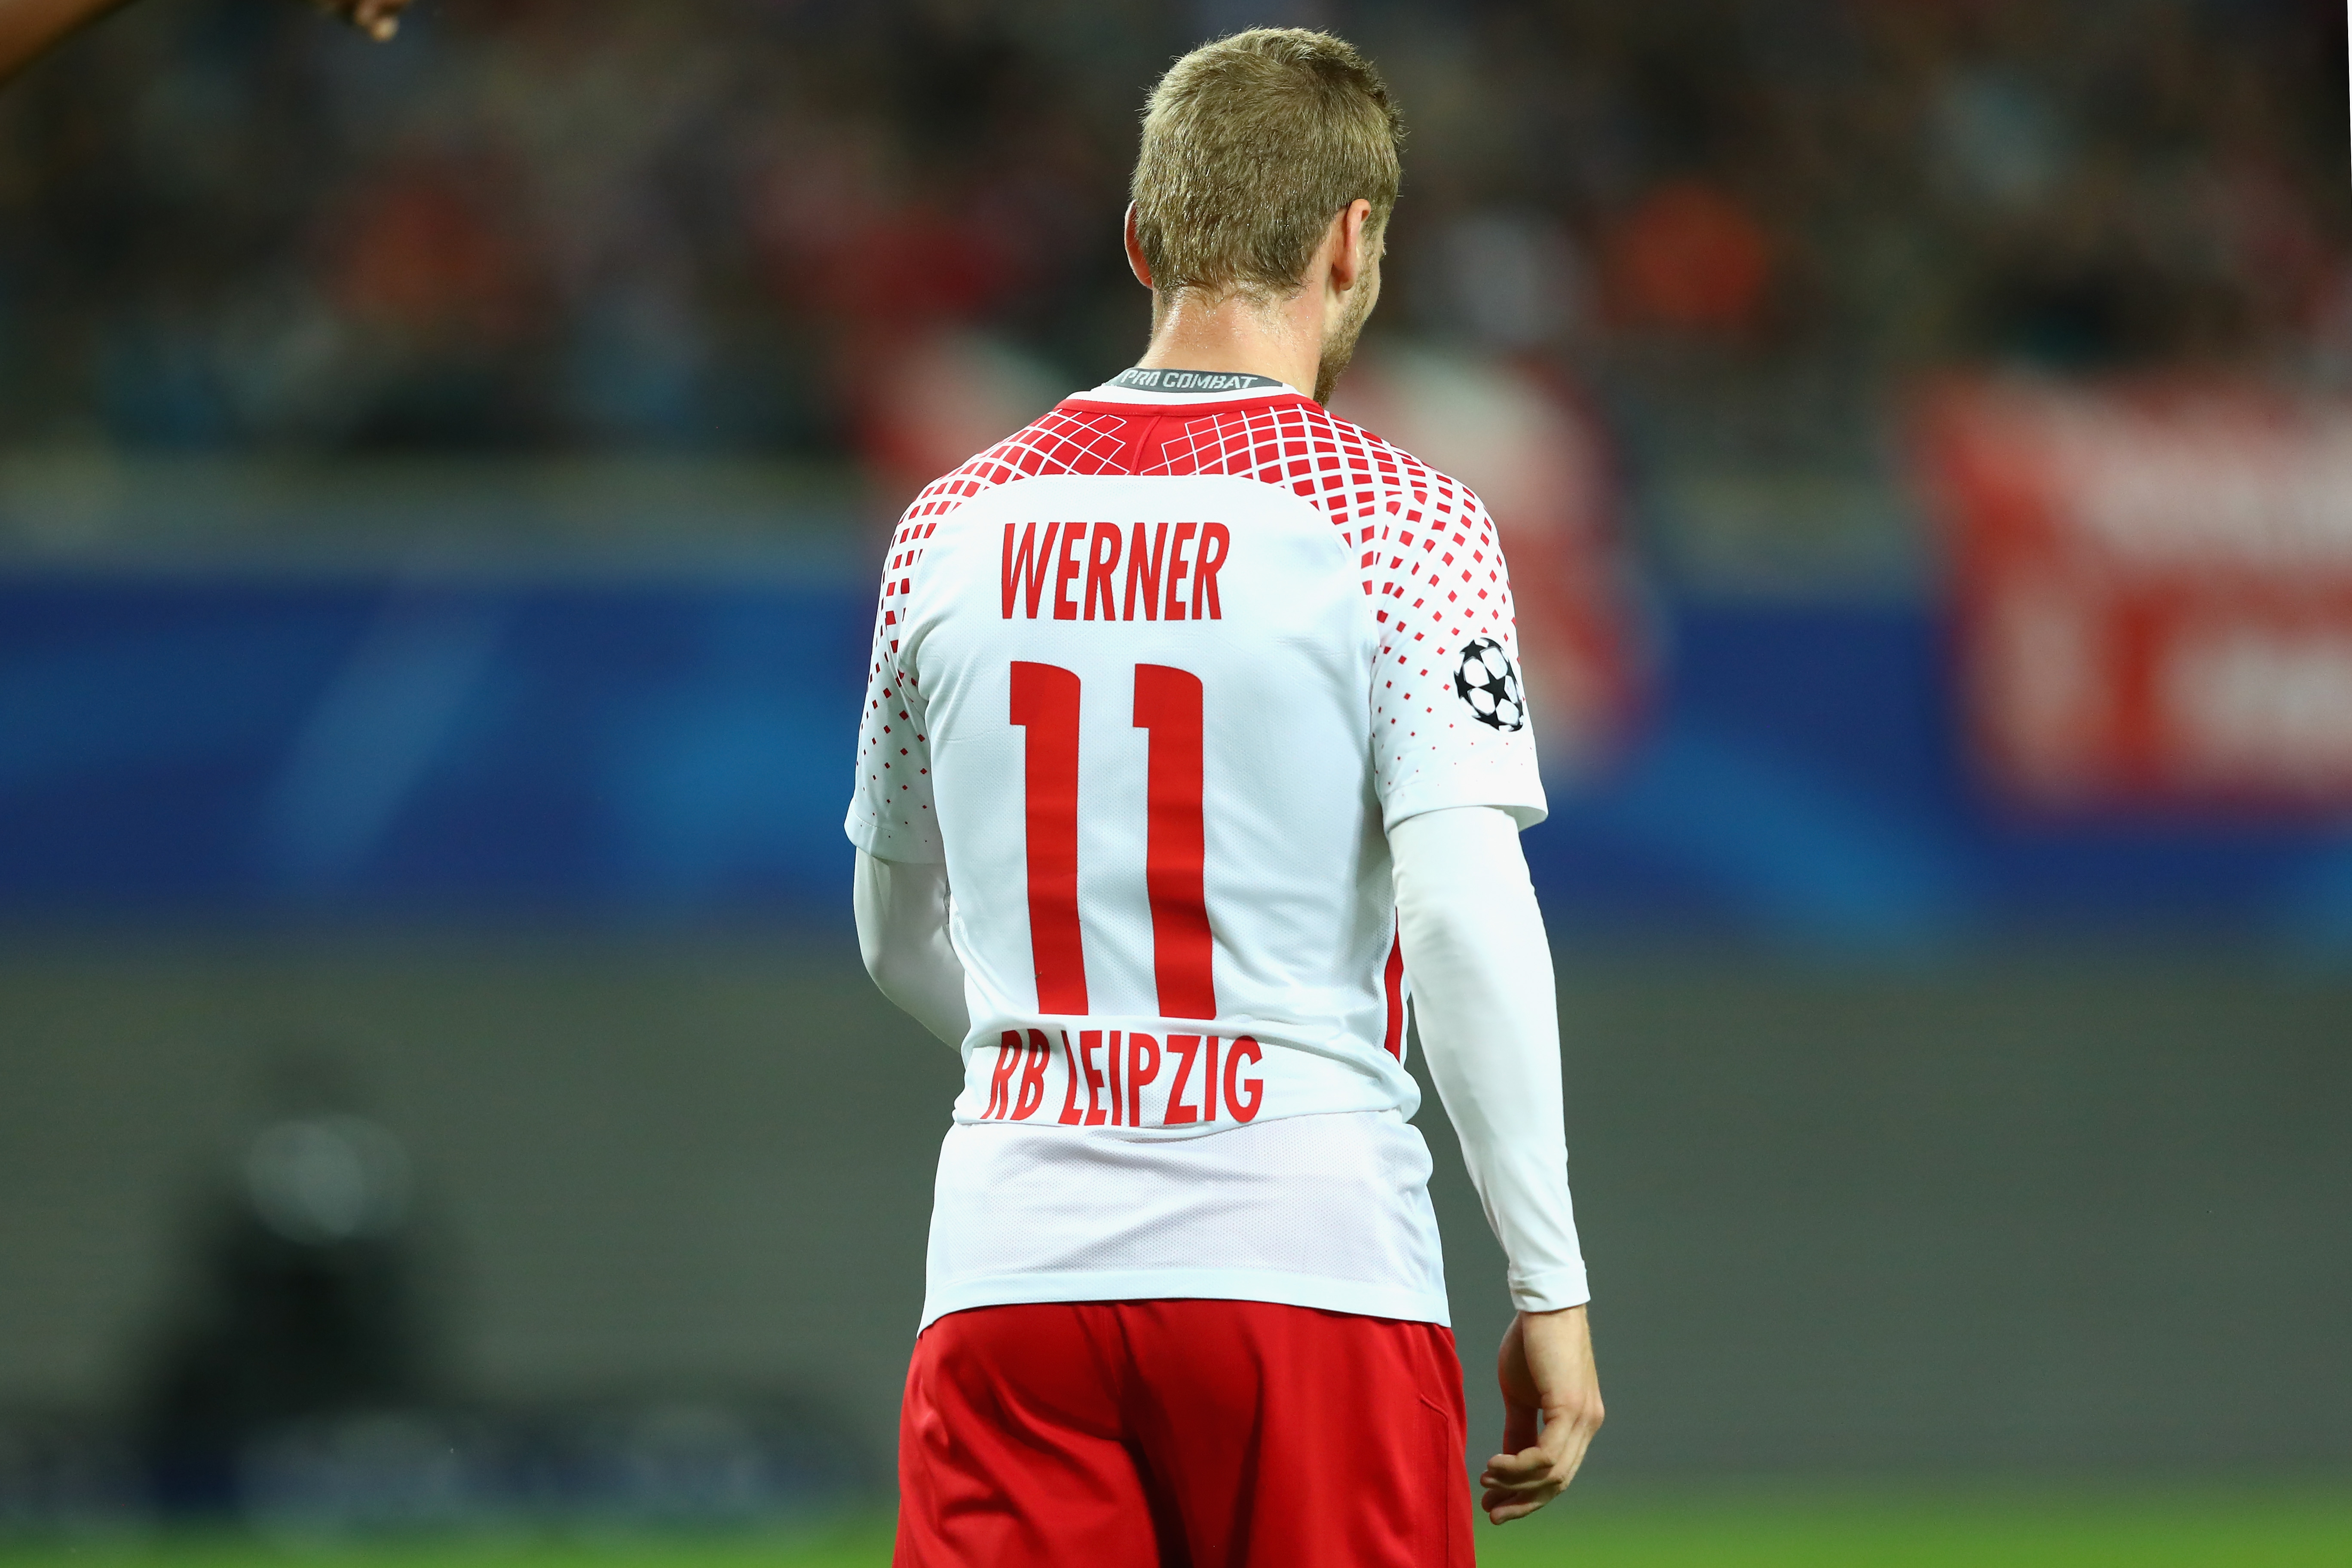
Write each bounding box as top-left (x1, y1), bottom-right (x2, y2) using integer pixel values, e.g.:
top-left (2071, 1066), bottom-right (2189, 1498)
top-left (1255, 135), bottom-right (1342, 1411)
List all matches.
top-left (0, 0), bottom-right (2343, 468)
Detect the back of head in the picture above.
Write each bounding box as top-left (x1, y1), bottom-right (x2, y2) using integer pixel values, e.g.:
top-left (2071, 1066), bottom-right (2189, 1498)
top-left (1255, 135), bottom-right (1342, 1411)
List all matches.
top-left (1132, 28), bottom-right (1404, 308)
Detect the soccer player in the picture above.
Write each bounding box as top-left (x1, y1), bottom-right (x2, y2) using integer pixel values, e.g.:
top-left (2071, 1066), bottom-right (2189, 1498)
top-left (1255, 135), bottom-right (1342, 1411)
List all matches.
top-left (0, 0), bottom-right (410, 85)
top-left (848, 28), bottom-right (1601, 1565)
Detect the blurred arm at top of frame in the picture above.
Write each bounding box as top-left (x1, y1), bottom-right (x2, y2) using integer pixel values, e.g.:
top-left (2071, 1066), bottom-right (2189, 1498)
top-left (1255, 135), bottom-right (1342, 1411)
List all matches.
top-left (1, 0), bottom-right (414, 86)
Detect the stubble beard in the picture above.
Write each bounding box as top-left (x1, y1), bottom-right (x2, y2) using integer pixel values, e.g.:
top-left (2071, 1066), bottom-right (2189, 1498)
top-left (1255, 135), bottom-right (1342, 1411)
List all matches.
top-left (1314, 278), bottom-right (1376, 405)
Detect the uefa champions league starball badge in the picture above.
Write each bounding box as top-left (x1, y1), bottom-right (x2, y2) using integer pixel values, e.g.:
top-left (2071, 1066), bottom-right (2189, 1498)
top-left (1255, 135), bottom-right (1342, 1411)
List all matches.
top-left (1452, 637), bottom-right (1527, 732)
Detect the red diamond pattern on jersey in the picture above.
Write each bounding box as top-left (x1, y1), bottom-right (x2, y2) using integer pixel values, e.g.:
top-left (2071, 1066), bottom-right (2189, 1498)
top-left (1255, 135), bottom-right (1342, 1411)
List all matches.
top-left (851, 390), bottom-right (1525, 858)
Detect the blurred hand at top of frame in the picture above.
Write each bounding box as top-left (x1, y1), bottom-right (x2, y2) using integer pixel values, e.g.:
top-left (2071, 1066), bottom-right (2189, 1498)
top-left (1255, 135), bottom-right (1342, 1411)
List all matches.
top-left (309, 0), bottom-right (416, 43)
top-left (4, 0), bottom-right (414, 89)
top-left (1481, 1305), bottom-right (1604, 1525)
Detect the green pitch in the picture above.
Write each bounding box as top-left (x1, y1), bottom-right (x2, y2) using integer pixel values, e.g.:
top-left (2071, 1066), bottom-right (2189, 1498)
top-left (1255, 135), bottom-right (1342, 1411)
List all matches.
top-left (4, 1488), bottom-right (2347, 1567)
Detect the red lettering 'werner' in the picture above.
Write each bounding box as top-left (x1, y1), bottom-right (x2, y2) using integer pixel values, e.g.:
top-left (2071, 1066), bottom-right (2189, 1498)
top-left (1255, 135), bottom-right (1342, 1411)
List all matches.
top-left (1002, 521), bottom-right (1228, 621)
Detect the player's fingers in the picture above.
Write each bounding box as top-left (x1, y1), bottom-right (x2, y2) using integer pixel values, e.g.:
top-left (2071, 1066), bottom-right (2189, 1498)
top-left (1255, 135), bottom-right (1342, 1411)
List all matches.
top-left (1481, 1445), bottom-right (1549, 1479)
top-left (1480, 1463), bottom-right (1563, 1493)
top-left (1482, 1479), bottom-right (1565, 1523)
top-left (1483, 1445), bottom-right (1574, 1522)
top-left (1479, 1457), bottom-right (1564, 1503)
top-left (1486, 1501), bottom-right (1556, 1524)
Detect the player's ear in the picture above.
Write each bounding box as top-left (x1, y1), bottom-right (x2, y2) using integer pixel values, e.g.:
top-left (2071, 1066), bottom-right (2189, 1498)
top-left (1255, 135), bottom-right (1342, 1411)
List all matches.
top-left (1330, 199), bottom-right (1374, 294)
top-left (1124, 203), bottom-right (1155, 290)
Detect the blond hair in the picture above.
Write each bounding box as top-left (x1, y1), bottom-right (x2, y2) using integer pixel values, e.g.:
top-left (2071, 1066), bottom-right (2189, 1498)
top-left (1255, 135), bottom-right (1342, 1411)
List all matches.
top-left (1131, 28), bottom-right (1404, 305)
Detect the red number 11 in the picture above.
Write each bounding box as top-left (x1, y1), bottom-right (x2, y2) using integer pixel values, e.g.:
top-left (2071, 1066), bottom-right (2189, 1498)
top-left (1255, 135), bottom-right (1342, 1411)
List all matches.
top-left (1009, 661), bottom-right (1215, 1020)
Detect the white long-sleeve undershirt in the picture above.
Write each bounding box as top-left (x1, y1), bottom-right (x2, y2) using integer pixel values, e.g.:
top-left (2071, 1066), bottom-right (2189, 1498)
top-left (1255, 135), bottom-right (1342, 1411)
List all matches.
top-left (853, 851), bottom-right (968, 1049)
top-left (1391, 805), bottom-right (1589, 1313)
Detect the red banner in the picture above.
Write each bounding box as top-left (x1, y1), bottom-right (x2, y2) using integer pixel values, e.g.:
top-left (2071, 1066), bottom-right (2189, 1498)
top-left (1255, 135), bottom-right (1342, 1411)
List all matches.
top-left (1921, 378), bottom-right (2352, 809)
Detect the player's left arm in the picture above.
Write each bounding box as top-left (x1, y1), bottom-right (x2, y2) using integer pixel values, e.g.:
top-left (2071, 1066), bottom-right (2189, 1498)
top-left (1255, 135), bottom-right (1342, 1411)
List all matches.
top-left (1367, 472), bottom-right (1601, 1516)
top-left (2, 0), bottom-right (413, 86)
top-left (852, 848), bottom-right (968, 1050)
top-left (1394, 805), bottom-right (1603, 1522)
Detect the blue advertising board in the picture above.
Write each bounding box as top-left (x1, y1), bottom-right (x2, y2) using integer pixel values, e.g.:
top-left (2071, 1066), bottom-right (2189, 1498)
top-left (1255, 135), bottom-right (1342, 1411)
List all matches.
top-left (5, 569), bottom-right (2349, 946)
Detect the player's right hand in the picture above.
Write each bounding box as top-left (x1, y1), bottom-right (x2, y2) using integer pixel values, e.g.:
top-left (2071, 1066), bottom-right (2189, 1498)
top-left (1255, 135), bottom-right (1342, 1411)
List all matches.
top-left (1481, 1304), bottom-right (1603, 1524)
top-left (308, 0), bottom-right (415, 42)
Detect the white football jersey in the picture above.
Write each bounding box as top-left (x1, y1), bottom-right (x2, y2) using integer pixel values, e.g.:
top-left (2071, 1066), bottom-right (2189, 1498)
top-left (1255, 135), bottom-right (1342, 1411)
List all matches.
top-left (846, 370), bottom-right (1547, 1329)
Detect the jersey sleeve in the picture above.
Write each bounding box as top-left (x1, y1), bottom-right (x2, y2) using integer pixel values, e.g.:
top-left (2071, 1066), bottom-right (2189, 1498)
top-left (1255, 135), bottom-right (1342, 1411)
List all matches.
top-left (845, 517), bottom-right (944, 864)
top-left (1364, 484), bottom-right (1550, 832)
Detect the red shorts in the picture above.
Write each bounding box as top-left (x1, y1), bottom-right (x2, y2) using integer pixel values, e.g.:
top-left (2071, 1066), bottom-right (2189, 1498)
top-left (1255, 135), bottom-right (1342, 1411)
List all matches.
top-left (893, 1298), bottom-right (1473, 1568)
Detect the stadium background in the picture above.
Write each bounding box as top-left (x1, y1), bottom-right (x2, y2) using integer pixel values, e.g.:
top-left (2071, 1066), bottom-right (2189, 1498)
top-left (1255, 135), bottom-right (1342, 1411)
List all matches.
top-left (2, 0), bottom-right (2347, 1562)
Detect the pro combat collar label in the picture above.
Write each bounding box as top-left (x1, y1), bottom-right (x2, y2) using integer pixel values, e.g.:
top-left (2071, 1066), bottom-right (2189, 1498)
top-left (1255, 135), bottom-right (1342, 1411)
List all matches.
top-left (1107, 368), bottom-right (1288, 394)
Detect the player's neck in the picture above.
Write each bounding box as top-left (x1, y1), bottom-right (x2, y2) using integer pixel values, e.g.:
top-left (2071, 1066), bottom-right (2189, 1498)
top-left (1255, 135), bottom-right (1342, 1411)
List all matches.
top-left (1136, 288), bottom-right (1323, 402)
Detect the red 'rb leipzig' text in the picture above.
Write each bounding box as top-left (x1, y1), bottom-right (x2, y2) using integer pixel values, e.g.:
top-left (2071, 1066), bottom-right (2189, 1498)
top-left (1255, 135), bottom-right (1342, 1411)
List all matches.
top-left (981, 1029), bottom-right (1264, 1127)
top-left (1001, 521), bottom-right (1230, 622)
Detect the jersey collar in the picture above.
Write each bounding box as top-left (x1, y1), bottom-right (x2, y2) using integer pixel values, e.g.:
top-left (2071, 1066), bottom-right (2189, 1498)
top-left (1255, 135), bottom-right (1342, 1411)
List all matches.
top-left (1071, 366), bottom-right (1310, 407)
